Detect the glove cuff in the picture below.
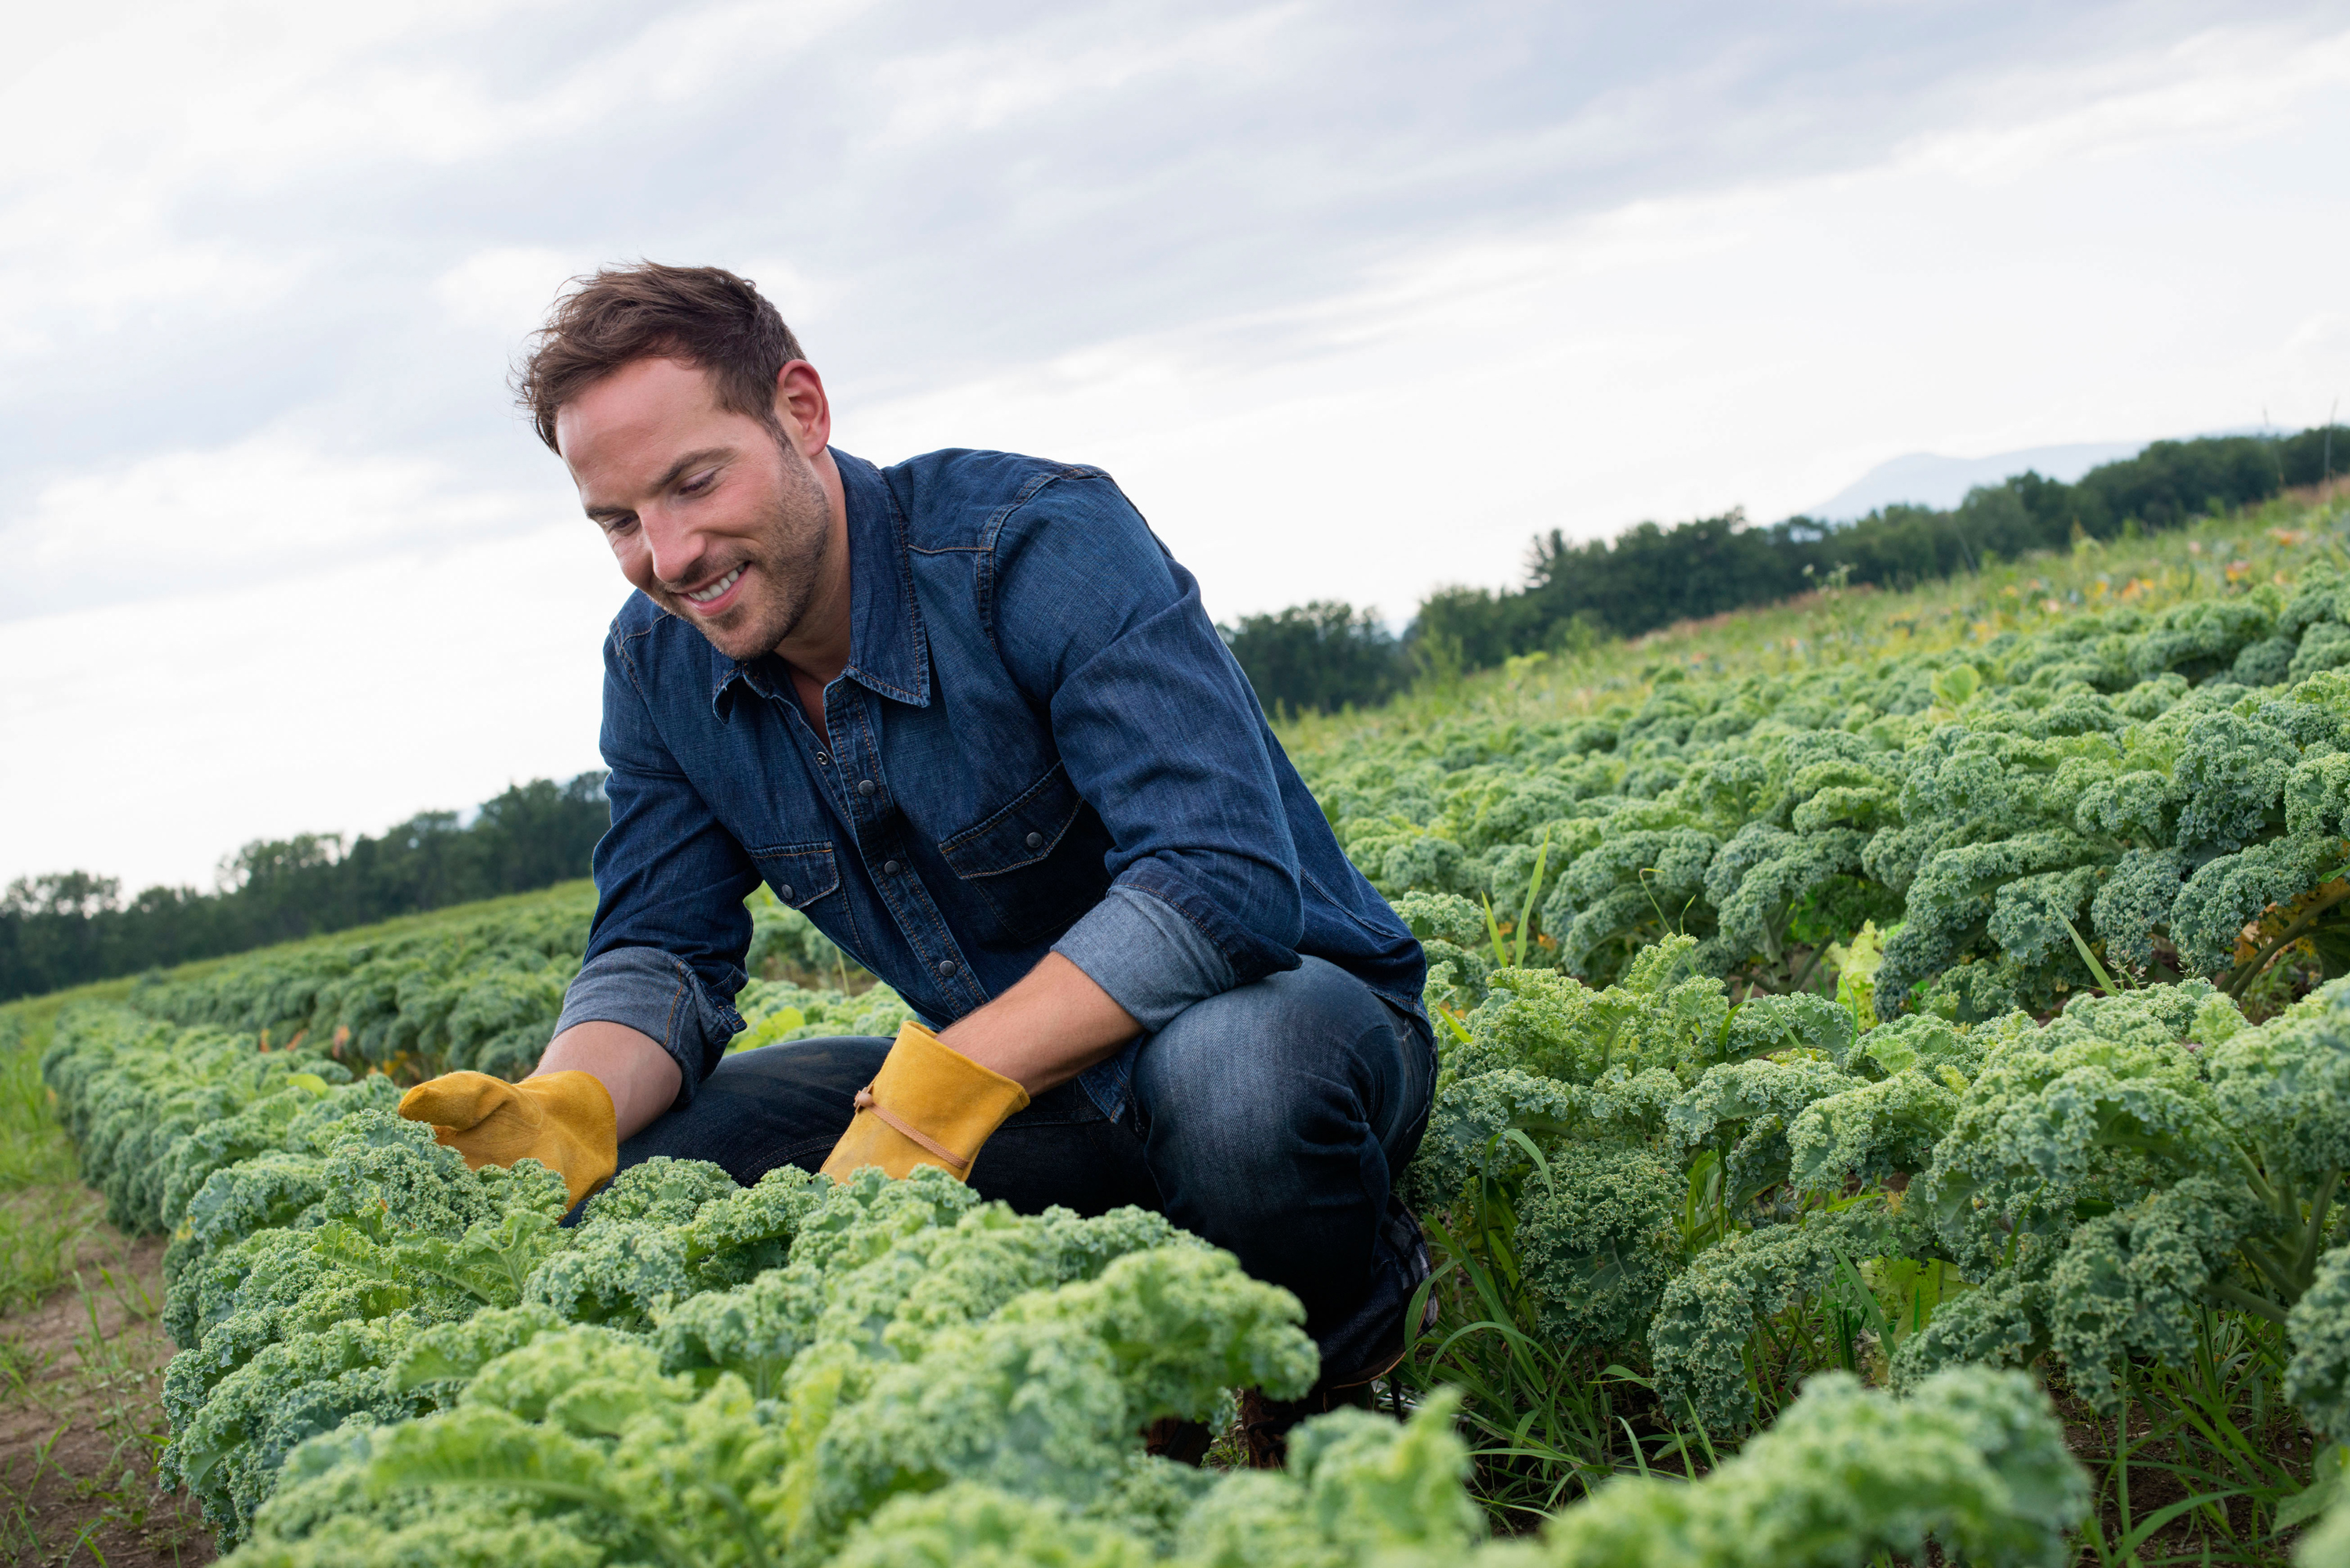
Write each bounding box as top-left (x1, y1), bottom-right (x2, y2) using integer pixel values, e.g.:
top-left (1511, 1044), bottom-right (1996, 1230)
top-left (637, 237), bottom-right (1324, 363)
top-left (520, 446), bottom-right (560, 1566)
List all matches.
top-left (855, 1021), bottom-right (1030, 1176)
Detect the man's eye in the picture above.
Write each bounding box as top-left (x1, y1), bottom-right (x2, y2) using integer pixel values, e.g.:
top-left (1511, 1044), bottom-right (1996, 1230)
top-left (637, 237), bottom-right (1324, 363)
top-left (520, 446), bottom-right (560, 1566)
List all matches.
top-left (680, 470), bottom-right (718, 496)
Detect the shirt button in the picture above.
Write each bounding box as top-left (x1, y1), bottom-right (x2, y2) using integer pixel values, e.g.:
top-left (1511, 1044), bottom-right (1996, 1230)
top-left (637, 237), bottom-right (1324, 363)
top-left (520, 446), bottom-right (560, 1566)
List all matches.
top-left (936, 959), bottom-right (957, 978)
top-left (883, 859), bottom-right (901, 876)
top-left (814, 751), bottom-right (830, 766)
top-left (778, 883), bottom-right (794, 901)
top-left (1025, 831), bottom-right (1044, 851)
top-left (858, 779), bottom-right (878, 797)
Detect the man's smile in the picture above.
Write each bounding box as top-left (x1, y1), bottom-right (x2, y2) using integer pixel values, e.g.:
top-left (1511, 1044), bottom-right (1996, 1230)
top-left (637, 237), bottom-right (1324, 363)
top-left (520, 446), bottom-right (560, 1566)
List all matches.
top-left (683, 564), bottom-right (747, 609)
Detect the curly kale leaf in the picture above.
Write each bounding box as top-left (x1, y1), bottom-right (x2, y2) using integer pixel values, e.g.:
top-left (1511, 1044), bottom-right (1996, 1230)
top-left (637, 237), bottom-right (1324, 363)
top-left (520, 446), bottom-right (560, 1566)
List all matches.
top-left (159, 1071), bottom-right (371, 1231)
top-left (1890, 1252), bottom-right (2056, 1392)
top-left (1915, 1013), bottom-right (2226, 1267)
top-left (1853, 1013), bottom-right (1981, 1079)
top-left (1403, 1067), bottom-right (1681, 1211)
top-left (653, 1263), bottom-right (828, 1402)
top-left (167, 1317), bottom-right (428, 1544)
top-left (1668, 1058), bottom-right (1865, 1203)
top-left (2289, 1243), bottom-right (2350, 1447)
top-left (1542, 1367), bottom-right (2087, 1568)
top-left (1549, 827), bottom-right (1722, 983)
top-left (1449, 950), bottom-right (1729, 1085)
top-left (828, 1483), bottom-right (1158, 1568)
top-left (2044, 1176), bottom-right (2266, 1414)
top-left (2091, 848), bottom-right (2186, 971)
top-left (390, 1303), bottom-right (569, 1395)
top-left (40, 1005), bottom-right (352, 1234)
top-left (1986, 865), bottom-right (2102, 970)
top-left (2169, 709), bottom-right (2298, 856)
top-left (522, 1158), bottom-right (825, 1328)
top-left (2073, 768), bottom-right (2174, 845)
top-left (1390, 891), bottom-right (1490, 951)
top-left (160, 1111), bottom-right (573, 1545)
top-left (1647, 1205), bottom-right (1893, 1436)
top-left (1724, 991), bottom-right (1857, 1066)
top-left (2171, 833), bottom-right (2348, 977)
top-left (1702, 823), bottom-right (1867, 974)
top-left (1786, 1068), bottom-right (1965, 1199)
top-left (2128, 596), bottom-right (2278, 684)
top-left (233, 1223), bottom-right (1314, 1568)
top-left (1171, 1393), bottom-right (1481, 1568)
top-left (1875, 833), bottom-right (2106, 1021)
top-left (1516, 1142), bottom-right (1684, 1346)
top-left (2205, 976), bottom-right (2350, 1183)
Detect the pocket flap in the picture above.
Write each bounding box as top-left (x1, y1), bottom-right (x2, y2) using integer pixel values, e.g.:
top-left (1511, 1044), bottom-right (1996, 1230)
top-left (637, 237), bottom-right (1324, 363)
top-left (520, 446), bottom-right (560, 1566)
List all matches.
top-left (938, 762), bottom-right (1086, 878)
top-left (750, 841), bottom-right (841, 908)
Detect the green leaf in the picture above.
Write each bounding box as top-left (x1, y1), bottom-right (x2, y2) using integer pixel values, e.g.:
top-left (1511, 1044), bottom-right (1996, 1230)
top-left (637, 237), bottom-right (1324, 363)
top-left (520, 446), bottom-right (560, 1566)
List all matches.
top-left (2060, 913), bottom-right (2128, 992)
top-left (2276, 1443), bottom-right (2348, 1529)
top-left (1514, 827), bottom-right (1554, 969)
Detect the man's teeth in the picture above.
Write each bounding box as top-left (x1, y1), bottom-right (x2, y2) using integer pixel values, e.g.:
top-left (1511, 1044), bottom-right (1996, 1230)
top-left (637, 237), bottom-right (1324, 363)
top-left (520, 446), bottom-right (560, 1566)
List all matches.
top-left (687, 567), bottom-right (743, 605)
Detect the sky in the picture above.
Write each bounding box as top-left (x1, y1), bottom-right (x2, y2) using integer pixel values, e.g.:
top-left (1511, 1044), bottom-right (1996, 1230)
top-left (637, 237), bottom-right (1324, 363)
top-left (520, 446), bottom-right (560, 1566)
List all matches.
top-left (5, 0), bottom-right (2349, 893)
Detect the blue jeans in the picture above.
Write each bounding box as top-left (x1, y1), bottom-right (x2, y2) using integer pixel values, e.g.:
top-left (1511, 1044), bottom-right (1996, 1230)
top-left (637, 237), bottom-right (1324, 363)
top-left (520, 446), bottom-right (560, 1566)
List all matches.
top-left (615, 956), bottom-right (1435, 1364)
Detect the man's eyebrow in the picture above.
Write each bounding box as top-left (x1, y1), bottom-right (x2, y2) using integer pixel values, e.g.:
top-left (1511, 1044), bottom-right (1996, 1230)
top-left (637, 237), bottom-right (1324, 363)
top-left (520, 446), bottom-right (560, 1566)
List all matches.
top-left (584, 448), bottom-right (734, 521)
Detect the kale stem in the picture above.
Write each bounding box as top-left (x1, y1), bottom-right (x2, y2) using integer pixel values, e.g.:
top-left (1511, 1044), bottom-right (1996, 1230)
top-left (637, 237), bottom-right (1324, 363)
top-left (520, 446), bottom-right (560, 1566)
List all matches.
top-left (2237, 1237), bottom-right (2303, 1302)
top-left (1784, 941), bottom-right (1829, 998)
top-left (2206, 1281), bottom-right (2291, 1324)
top-left (2298, 1169), bottom-right (2343, 1288)
top-left (2116, 1383), bottom-right (2135, 1568)
top-left (2225, 881), bottom-right (2350, 997)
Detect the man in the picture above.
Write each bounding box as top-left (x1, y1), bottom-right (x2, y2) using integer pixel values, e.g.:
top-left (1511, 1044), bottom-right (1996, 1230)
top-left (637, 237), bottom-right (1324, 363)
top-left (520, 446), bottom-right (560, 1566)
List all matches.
top-left (396, 262), bottom-right (1434, 1422)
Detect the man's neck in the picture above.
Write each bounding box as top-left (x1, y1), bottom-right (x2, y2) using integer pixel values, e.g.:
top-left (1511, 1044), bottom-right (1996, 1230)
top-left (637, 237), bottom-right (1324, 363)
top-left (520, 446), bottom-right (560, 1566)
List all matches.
top-left (776, 450), bottom-right (853, 731)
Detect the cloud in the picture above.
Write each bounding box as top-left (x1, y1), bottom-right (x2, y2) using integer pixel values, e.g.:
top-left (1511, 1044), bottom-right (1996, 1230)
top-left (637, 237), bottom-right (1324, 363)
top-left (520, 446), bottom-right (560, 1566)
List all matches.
top-left (0, 431), bottom-right (569, 623)
top-left (432, 246), bottom-right (580, 338)
top-left (1904, 21), bottom-right (2350, 182)
top-left (843, 20), bottom-right (2350, 620)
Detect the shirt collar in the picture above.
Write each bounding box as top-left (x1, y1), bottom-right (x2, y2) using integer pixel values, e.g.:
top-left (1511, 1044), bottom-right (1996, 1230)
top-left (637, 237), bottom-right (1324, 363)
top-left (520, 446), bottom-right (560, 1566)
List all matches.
top-left (709, 447), bottom-right (933, 717)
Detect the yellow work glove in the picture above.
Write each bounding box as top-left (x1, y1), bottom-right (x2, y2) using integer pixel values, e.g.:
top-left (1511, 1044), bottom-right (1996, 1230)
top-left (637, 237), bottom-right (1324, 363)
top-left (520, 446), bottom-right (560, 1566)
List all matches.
top-left (819, 1021), bottom-right (1029, 1182)
top-left (398, 1070), bottom-right (618, 1209)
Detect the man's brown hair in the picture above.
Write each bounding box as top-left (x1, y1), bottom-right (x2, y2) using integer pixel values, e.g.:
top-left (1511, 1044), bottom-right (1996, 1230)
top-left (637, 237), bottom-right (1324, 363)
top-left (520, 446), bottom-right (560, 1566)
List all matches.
top-left (515, 262), bottom-right (806, 451)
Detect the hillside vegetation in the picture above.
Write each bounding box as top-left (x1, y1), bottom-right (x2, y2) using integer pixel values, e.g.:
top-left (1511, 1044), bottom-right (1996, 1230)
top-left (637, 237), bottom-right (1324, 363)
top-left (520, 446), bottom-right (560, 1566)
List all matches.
top-left (1231, 423), bottom-right (2350, 714)
top-left (2, 774), bottom-right (613, 1004)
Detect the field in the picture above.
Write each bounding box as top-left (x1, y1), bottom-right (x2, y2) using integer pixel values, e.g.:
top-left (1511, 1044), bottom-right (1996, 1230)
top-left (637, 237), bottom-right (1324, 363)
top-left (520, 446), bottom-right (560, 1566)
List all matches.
top-left (5, 482), bottom-right (2350, 1566)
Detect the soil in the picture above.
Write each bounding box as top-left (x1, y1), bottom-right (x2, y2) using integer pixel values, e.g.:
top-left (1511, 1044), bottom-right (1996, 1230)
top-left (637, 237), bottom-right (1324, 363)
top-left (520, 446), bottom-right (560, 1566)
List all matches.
top-left (0, 1222), bottom-right (214, 1566)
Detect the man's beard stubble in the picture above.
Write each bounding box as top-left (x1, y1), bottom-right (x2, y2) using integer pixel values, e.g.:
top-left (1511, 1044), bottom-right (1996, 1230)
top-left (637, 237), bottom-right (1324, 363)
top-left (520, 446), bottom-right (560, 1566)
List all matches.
top-left (666, 435), bottom-right (833, 663)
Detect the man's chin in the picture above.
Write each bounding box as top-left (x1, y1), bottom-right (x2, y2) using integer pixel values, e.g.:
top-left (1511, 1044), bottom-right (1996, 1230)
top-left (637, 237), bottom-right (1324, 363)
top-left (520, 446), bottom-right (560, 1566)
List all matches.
top-left (662, 598), bottom-right (776, 663)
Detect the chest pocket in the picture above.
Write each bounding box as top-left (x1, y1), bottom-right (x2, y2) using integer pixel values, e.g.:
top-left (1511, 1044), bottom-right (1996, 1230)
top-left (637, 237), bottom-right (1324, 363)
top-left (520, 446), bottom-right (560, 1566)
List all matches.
top-left (937, 761), bottom-right (1114, 948)
top-left (749, 841), bottom-right (842, 911)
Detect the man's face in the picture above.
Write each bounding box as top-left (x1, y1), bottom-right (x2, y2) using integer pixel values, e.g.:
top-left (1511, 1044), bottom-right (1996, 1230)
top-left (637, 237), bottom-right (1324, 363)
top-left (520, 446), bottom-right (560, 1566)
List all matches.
top-left (558, 356), bottom-right (833, 664)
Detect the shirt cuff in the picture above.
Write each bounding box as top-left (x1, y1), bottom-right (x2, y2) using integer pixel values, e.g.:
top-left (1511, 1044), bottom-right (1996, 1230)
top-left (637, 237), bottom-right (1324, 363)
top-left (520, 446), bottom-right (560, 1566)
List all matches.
top-left (555, 947), bottom-right (743, 1110)
top-left (1053, 884), bottom-right (1237, 1034)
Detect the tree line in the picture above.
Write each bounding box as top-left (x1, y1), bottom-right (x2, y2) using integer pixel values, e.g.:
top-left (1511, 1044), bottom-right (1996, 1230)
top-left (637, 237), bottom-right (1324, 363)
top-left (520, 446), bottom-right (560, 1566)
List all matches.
top-left (0, 772), bottom-right (609, 1002)
top-left (1223, 424), bottom-right (2350, 714)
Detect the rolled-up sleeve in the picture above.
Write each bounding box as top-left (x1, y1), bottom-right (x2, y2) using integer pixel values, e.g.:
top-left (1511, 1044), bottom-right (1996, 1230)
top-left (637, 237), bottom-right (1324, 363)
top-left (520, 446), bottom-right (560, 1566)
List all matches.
top-left (1053, 884), bottom-right (1237, 1032)
top-left (564, 624), bottom-right (758, 1104)
top-left (993, 473), bottom-right (1303, 1018)
top-left (554, 946), bottom-right (743, 1100)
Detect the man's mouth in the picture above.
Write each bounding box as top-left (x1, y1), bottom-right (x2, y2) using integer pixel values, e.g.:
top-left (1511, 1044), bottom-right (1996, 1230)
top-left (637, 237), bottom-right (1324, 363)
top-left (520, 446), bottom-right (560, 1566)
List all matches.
top-left (685, 565), bottom-right (745, 608)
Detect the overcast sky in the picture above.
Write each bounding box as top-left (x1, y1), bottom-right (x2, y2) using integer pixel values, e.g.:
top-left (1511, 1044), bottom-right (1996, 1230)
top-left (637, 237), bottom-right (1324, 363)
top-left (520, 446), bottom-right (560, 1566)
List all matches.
top-left (6, 0), bottom-right (2349, 892)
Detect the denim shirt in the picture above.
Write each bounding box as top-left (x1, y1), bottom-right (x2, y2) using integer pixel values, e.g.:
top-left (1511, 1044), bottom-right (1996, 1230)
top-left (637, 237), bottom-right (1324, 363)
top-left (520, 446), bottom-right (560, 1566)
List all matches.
top-left (555, 447), bottom-right (1425, 1118)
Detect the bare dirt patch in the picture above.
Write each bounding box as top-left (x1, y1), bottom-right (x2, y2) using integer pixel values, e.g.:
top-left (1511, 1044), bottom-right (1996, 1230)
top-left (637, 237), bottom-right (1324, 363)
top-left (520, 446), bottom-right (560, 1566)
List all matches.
top-left (0, 1224), bottom-right (214, 1566)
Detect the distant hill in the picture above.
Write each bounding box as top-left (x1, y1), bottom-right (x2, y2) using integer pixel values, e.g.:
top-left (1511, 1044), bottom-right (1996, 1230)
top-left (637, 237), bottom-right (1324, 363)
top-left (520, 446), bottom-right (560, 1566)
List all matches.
top-left (1804, 427), bottom-right (2275, 520)
top-left (1803, 441), bottom-right (2146, 520)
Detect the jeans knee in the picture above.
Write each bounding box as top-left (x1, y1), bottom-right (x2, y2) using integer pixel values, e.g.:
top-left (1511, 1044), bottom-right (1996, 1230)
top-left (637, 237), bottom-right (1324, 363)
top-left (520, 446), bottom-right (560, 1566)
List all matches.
top-left (1130, 959), bottom-right (1430, 1223)
top-left (1133, 962), bottom-right (1426, 1155)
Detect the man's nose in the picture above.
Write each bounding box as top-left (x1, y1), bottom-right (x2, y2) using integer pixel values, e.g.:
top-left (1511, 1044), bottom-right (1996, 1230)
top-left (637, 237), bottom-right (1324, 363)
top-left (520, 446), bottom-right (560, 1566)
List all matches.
top-left (640, 507), bottom-right (707, 588)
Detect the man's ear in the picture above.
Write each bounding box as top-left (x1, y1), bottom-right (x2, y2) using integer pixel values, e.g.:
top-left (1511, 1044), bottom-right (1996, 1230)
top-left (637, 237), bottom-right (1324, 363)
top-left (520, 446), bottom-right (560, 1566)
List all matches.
top-left (774, 361), bottom-right (832, 458)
